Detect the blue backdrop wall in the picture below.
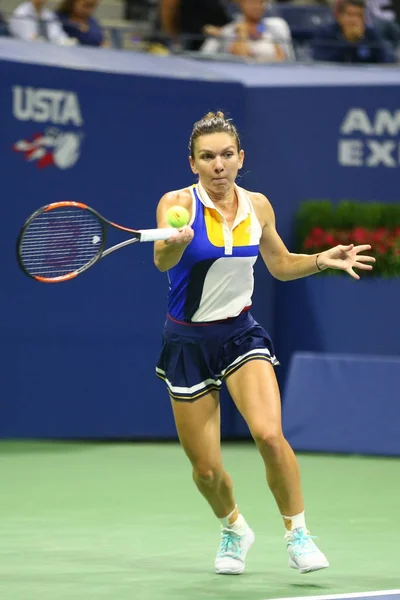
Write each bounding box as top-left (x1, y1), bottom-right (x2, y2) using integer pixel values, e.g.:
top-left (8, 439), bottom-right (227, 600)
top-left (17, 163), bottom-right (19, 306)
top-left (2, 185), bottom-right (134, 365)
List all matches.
top-left (1, 40), bottom-right (399, 447)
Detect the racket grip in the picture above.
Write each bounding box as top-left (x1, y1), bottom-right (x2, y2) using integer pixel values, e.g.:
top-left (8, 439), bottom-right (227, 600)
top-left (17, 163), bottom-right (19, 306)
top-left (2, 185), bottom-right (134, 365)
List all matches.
top-left (138, 228), bottom-right (178, 242)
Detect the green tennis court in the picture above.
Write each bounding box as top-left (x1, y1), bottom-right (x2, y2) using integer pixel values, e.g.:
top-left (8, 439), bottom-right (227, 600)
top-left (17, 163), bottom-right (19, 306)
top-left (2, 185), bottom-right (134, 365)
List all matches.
top-left (0, 441), bottom-right (398, 600)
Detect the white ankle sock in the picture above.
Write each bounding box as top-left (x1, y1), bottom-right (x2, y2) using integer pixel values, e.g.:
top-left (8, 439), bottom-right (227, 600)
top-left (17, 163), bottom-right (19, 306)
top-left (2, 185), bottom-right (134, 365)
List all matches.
top-left (227, 514), bottom-right (248, 535)
top-left (282, 511), bottom-right (306, 532)
top-left (220, 510), bottom-right (248, 536)
top-left (220, 505), bottom-right (238, 528)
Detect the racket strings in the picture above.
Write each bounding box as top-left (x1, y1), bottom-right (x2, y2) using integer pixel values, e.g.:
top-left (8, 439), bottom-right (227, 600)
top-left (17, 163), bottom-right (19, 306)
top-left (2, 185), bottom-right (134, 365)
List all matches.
top-left (19, 207), bottom-right (104, 278)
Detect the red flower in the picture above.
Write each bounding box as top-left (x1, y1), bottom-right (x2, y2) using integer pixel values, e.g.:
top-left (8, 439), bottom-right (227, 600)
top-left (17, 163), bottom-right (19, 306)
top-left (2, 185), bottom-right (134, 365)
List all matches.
top-left (370, 228), bottom-right (389, 242)
top-left (375, 243), bottom-right (387, 255)
top-left (303, 237), bottom-right (316, 249)
top-left (302, 224), bottom-right (400, 258)
top-left (352, 227), bottom-right (369, 244)
top-left (322, 233), bottom-right (337, 247)
top-left (310, 227), bottom-right (324, 239)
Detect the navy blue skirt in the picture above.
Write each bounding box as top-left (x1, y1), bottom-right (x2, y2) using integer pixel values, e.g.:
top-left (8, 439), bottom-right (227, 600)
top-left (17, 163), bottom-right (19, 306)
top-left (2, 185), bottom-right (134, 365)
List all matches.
top-left (156, 311), bottom-right (279, 402)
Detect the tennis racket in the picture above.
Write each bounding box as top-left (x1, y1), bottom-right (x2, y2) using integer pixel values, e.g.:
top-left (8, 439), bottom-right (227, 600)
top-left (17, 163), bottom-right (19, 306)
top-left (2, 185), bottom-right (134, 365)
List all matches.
top-left (16, 201), bottom-right (178, 283)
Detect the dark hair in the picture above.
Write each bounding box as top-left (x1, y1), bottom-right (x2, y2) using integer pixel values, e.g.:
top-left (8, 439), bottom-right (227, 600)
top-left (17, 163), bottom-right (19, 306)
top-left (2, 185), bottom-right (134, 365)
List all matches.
top-left (56, 0), bottom-right (75, 15)
top-left (189, 112), bottom-right (241, 158)
top-left (336, 0), bottom-right (365, 14)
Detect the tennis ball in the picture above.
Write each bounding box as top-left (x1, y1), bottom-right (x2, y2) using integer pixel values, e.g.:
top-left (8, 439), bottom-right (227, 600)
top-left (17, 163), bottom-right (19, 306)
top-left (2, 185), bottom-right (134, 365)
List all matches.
top-left (166, 206), bottom-right (190, 229)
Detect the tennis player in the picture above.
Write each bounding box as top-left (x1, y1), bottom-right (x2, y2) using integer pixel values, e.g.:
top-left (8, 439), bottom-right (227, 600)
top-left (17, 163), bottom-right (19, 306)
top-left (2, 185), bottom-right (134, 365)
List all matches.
top-left (154, 112), bottom-right (375, 575)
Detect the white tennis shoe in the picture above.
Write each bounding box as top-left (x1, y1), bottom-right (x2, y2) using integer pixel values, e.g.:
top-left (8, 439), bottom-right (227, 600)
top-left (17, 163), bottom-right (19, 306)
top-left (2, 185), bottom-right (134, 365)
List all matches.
top-left (214, 525), bottom-right (255, 575)
top-left (285, 527), bottom-right (329, 574)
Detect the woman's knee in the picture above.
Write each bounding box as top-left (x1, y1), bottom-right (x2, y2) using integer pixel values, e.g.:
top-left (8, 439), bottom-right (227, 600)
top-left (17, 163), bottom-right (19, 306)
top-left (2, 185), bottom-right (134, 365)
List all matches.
top-left (192, 461), bottom-right (223, 485)
top-left (252, 426), bottom-right (285, 452)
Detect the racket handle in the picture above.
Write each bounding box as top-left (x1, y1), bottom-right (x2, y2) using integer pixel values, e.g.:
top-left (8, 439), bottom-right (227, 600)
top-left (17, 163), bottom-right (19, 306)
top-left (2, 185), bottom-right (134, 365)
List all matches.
top-left (138, 228), bottom-right (178, 242)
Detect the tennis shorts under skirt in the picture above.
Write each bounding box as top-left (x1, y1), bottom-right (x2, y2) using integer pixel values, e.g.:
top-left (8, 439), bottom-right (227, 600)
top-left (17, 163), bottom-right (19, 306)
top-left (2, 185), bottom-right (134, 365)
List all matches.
top-left (156, 311), bottom-right (279, 402)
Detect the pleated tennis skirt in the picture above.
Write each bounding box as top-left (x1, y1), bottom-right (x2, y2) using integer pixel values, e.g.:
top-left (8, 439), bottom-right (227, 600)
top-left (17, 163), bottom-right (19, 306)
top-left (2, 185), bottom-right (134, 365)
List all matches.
top-left (156, 310), bottom-right (279, 402)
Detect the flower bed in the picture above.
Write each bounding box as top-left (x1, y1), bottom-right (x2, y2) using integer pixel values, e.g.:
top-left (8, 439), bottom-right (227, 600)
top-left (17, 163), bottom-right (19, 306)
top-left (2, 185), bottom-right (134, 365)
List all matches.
top-left (295, 201), bottom-right (400, 277)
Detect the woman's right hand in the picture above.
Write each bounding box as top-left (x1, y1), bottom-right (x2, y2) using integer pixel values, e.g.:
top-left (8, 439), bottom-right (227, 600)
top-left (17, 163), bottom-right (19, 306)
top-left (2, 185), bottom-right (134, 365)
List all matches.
top-left (154, 188), bottom-right (193, 271)
top-left (165, 225), bottom-right (194, 246)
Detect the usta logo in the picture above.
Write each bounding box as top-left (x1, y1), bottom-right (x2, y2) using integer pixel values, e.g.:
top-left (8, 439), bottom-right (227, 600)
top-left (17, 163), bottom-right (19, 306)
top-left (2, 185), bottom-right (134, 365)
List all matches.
top-left (13, 86), bottom-right (83, 125)
top-left (12, 86), bottom-right (84, 169)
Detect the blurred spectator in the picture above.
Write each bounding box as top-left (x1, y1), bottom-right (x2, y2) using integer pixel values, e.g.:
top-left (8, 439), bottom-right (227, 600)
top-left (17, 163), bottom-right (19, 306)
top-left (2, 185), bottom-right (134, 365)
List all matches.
top-left (312, 0), bottom-right (395, 62)
top-left (159, 0), bottom-right (231, 50)
top-left (56, 0), bottom-right (105, 46)
top-left (0, 11), bottom-right (9, 35)
top-left (10, 0), bottom-right (75, 44)
top-left (201, 0), bottom-right (294, 62)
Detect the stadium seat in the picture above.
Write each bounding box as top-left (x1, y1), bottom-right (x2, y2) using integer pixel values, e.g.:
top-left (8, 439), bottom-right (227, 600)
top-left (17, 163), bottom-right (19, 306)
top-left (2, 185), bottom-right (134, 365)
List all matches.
top-left (267, 4), bottom-right (333, 41)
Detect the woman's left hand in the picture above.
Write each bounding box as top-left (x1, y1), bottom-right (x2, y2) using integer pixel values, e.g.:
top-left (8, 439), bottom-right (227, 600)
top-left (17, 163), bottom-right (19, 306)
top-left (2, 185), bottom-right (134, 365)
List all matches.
top-left (317, 244), bottom-right (376, 280)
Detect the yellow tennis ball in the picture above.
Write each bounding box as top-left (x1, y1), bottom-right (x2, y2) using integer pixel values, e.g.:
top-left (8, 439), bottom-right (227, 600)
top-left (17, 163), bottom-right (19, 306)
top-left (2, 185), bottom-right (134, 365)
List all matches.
top-left (166, 206), bottom-right (190, 228)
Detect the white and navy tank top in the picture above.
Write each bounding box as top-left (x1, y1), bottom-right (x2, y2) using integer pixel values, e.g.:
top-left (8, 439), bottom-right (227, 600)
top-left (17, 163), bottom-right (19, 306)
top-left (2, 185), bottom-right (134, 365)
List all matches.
top-left (167, 182), bottom-right (262, 323)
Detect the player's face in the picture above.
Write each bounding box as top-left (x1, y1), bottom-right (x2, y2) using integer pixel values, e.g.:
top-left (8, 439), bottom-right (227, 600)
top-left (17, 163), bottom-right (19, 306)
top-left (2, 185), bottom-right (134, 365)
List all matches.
top-left (190, 133), bottom-right (244, 194)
